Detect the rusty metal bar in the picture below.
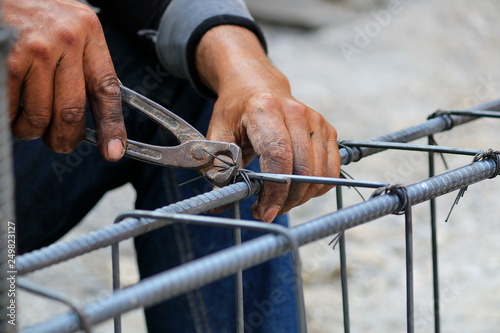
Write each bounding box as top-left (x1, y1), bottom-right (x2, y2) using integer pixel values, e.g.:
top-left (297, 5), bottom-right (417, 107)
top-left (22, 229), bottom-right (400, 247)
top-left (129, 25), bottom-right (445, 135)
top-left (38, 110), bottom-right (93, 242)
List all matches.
top-left (17, 181), bottom-right (261, 275)
top-left (339, 100), bottom-right (500, 165)
top-left (21, 157), bottom-right (499, 332)
top-left (0, 21), bottom-right (16, 333)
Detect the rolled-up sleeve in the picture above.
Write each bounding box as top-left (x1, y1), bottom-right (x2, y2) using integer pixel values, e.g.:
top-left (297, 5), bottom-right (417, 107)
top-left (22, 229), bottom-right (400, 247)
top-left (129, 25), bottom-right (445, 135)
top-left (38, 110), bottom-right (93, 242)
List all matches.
top-left (155, 0), bottom-right (267, 98)
top-left (89, 0), bottom-right (267, 98)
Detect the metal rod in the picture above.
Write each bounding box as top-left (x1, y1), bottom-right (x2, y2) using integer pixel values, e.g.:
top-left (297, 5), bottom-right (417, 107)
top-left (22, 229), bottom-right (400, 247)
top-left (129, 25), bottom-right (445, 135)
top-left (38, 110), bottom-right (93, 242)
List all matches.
top-left (18, 99), bottom-right (500, 275)
top-left (404, 200), bottom-right (414, 333)
top-left (24, 158), bottom-right (498, 333)
top-left (339, 99), bottom-right (500, 165)
top-left (336, 186), bottom-right (350, 333)
top-left (434, 109), bottom-right (500, 118)
top-left (104, 211), bottom-right (308, 333)
top-left (18, 279), bottom-right (92, 333)
top-left (0, 24), bottom-right (16, 333)
top-left (428, 137), bottom-right (441, 333)
top-left (247, 173), bottom-right (388, 188)
top-left (341, 141), bottom-right (481, 156)
top-left (230, 202), bottom-right (244, 333)
top-left (17, 181), bottom-right (262, 275)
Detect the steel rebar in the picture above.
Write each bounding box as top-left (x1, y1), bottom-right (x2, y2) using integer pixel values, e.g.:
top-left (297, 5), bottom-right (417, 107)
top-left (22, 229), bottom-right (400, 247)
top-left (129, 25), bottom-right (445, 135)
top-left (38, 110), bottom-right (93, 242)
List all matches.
top-left (23, 158), bottom-right (498, 333)
top-left (18, 99), bottom-right (500, 277)
top-left (0, 23), bottom-right (15, 333)
top-left (336, 186), bottom-right (350, 333)
top-left (428, 138), bottom-right (441, 333)
top-left (17, 181), bottom-right (261, 275)
top-left (339, 100), bottom-right (500, 165)
top-left (230, 202), bottom-right (244, 333)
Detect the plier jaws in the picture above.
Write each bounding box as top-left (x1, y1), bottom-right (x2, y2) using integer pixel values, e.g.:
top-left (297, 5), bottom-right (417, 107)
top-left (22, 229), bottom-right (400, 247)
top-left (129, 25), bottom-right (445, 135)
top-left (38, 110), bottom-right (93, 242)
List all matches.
top-left (84, 85), bottom-right (242, 187)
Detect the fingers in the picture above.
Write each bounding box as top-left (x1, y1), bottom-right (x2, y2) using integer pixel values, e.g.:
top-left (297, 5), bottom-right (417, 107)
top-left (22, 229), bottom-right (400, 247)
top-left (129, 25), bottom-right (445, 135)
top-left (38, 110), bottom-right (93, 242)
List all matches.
top-left (82, 11), bottom-right (126, 162)
top-left (5, 1), bottom-right (126, 161)
top-left (245, 99), bottom-right (340, 222)
top-left (286, 108), bottom-right (340, 210)
top-left (10, 58), bottom-right (54, 140)
top-left (241, 103), bottom-right (293, 222)
top-left (293, 120), bottom-right (340, 205)
top-left (44, 49), bottom-right (87, 152)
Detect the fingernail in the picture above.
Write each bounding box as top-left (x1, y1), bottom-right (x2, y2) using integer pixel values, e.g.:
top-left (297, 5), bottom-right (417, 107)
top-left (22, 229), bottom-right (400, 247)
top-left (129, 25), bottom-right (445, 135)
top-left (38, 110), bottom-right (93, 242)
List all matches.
top-left (262, 206), bottom-right (280, 223)
top-left (107, 138), bottom-right (125, 161)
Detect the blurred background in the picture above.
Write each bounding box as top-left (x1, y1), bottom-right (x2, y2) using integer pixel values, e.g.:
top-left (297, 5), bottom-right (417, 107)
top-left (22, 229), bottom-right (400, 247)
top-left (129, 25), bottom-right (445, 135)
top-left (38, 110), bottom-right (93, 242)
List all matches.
top-left (19, 0), bottom-right (500, 332)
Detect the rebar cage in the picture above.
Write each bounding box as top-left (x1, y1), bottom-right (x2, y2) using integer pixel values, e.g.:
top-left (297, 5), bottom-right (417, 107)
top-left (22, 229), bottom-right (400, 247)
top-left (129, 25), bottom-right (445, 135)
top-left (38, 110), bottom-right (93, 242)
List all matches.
top-left (1, 9), bottom-right (500, 330)
top-left (2, 94), bottom-right (499, 332)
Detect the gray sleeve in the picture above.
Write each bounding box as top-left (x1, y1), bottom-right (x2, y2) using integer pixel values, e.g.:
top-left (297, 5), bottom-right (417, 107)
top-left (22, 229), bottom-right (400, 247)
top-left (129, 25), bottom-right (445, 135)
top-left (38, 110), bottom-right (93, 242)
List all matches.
top-left (155, 0), bottom-right (267, 98)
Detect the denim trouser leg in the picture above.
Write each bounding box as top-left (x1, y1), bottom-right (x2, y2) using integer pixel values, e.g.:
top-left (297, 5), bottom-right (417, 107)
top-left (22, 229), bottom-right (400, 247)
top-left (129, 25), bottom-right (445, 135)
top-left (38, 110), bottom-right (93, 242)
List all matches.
top-left (14, 19), bottom-right (298, 333)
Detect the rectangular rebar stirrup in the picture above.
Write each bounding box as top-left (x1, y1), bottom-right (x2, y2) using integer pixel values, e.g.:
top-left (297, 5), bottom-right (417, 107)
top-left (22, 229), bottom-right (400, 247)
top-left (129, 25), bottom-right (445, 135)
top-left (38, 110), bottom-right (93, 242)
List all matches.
top-left (17, 176), bottom-right (387, 275)
top-left (24, 157), bottom-right (499, 333)
top-left (18, 98), bottom-right (500, 275)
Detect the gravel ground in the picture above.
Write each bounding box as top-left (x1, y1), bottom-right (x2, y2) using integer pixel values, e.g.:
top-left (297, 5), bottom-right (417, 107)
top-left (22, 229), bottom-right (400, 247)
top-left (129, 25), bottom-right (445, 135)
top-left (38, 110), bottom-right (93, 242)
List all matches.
top-left (19, 0), bottom-right (500, 332)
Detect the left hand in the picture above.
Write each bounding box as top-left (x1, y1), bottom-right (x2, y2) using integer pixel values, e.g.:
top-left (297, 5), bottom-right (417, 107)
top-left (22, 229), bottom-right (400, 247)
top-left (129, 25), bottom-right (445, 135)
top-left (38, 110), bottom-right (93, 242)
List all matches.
top-left (197, 25), bottom-right (340, 222)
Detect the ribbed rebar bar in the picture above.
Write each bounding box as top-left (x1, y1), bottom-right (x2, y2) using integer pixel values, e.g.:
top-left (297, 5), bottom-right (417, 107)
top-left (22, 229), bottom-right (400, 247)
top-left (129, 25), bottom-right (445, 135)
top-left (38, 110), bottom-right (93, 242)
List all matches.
top-left (0, 23), bottom-right (15, 333)
top-left (17, 181), bottom-right (261, 275)
top-left (18, 99), bottom-right (500, 277)
top-left (339, 100), bottom-right (500, 165)
top-left (24, 158), bottom-right (498, 333)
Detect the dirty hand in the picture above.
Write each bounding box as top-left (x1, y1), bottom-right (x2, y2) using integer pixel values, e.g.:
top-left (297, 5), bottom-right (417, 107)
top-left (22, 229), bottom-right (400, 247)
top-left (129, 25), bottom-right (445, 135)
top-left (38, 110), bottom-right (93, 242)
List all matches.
top-left (197, 26), bottom-right (340, 222)
top-left (4, 0), bottom-right (126, 161)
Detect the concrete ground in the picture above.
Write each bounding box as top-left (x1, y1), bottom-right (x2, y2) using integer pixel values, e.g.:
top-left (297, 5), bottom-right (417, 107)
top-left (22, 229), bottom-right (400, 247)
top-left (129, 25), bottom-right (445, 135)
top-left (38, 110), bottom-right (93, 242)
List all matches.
top-left (18, 0), bottom-right (500, 332)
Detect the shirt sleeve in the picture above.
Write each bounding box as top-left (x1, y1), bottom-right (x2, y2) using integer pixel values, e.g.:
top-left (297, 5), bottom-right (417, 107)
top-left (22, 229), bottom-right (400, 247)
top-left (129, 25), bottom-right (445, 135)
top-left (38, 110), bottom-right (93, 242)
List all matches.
top-left (88, 0), bottom-right (267, 98)
top-left (155, 0), bottom-right (267, 98)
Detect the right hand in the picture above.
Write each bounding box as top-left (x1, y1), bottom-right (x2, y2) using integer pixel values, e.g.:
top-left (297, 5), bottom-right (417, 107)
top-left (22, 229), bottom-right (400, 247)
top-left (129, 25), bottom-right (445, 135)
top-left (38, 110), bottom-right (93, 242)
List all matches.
top-left (4, 0), bottom-right (126, 161)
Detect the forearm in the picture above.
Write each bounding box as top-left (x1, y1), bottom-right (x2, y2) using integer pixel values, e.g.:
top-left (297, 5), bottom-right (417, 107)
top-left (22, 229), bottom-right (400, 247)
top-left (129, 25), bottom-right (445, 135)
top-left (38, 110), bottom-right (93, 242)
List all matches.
top-left (195, 25), bottom-right (290, 97)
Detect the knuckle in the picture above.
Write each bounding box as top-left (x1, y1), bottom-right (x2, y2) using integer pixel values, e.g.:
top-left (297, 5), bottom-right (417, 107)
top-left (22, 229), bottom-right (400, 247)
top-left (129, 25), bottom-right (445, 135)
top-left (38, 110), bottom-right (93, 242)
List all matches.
top-left (28, 39), bottom-right (52, 62)
top-left (260, 137), bottom-right (293, 167)
top-left (287, 100), bottom-right (308, 117)
top-left (57, 27), bottom-right (79, 47)
top-left (7, 57), bottom-right (23, 81)
top-left (309, 183), bottom-right (326, 195)
top-left (327, 126), bottom-right (338, 140)
top-left (24, 112), bottom-right (51, 130)
top-left (248, 92), bottom-right (279, 110)
top-left (59, 106), bottom-right (86, 125)
top-left (293, 162), bottom-right (313, 176)
top-left (309, 109), bottom-right (324, 124)
top-left (95, 75), bottom-right (121, 98)
top-left (76, 5), bottom-right (101, 29)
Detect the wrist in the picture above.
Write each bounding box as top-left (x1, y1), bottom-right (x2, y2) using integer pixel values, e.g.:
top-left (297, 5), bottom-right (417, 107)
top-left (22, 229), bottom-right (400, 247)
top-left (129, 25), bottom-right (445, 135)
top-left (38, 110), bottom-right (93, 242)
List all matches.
top-left (195, 25), bottom-right (290, 96)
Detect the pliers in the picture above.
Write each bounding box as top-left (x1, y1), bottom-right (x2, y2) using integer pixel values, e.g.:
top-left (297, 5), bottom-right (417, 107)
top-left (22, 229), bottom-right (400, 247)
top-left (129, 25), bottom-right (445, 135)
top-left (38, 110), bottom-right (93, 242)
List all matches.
top-left (84, 85), bottom-right (242, 187)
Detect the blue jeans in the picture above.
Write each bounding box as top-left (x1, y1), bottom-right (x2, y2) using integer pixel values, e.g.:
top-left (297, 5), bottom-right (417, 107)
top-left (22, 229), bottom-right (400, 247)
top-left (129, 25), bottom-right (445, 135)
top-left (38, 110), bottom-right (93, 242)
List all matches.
top-left (14, 19), bottom-right (298, 332)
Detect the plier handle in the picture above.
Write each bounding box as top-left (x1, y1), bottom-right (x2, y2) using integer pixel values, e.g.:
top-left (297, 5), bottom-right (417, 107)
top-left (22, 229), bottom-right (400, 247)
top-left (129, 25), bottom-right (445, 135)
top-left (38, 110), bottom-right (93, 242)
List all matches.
top-left (84, 85), bottom-right (242, 187)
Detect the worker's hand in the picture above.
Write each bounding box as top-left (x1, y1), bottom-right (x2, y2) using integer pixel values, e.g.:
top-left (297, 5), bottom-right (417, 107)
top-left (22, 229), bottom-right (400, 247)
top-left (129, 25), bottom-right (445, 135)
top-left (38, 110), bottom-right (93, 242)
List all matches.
top-left (197, 26), bottom-right (340, 222)
top-left (4, 0), bottom-right (126, 161)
